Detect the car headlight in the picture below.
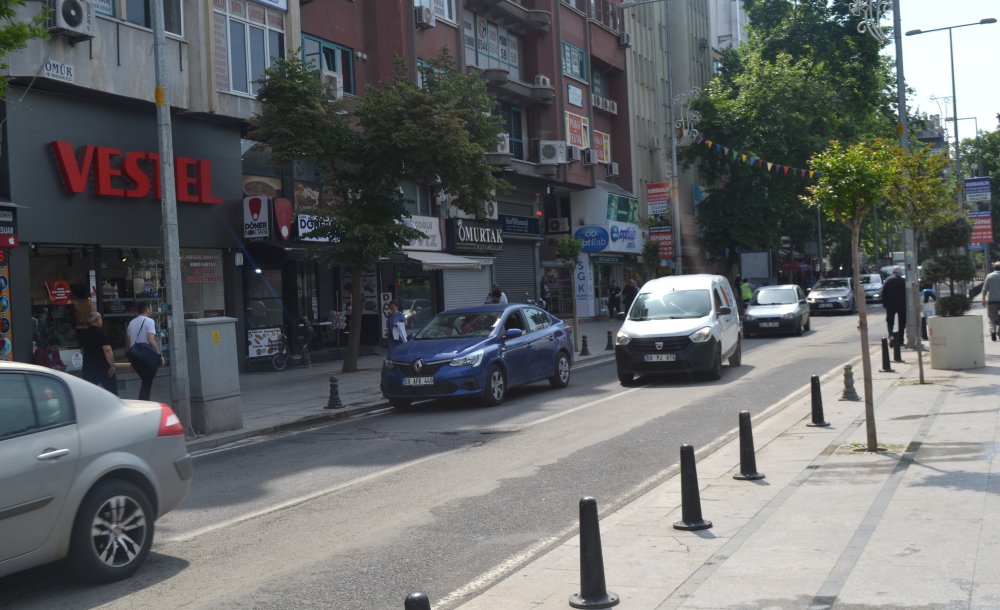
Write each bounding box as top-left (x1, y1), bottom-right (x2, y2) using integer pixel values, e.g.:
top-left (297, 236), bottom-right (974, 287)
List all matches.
top-left (615, 330), bottom-right (631, 346)
top-left (689, 327), bottom-right (713, 343)
top-left (450, 350), bottom-right (484, 367)
top-left (743, 313), bottom-right (756, 321)
top-left (782, 312), bottom-right (796, 319)
top-left (837, 295), bottom-right (847, 301)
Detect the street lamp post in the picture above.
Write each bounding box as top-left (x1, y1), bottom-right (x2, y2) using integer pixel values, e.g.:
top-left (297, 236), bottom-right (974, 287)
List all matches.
top-left (906, 18), bottom-right (997, 208)
top-left (956, 116), bottom-right (983, 177)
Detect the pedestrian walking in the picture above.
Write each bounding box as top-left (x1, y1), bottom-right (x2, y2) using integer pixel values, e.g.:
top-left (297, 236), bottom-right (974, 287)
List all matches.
top-left (386, 300), bottom-right (407, 356)
top-left (485, 283), bottom-right (508, 304)
top-left (622, 279), bottom-right (639, 316)
top-left (981, 261), bottom-right (1000, 342)
top-left (607, 280), bottom-right (622, 318)
top-left (80, 312), bottom-right (117, 394)
top-left (882, 266), bottom-right (906, 346)
top-left (126, 302), bottom-right (163, 401)
top-left (739, 277), bottom-right (753, 309)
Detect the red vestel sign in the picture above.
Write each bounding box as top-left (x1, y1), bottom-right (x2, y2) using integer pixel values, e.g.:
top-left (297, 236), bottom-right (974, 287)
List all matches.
top-left (51, 141), bottom-right (223, 204)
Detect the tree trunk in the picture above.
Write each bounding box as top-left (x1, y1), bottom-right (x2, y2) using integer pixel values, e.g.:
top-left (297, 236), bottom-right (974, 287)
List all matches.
top-left (851, 223), bottom-right (878, 451)
top-left (341, 263), bottom-right (365, 373)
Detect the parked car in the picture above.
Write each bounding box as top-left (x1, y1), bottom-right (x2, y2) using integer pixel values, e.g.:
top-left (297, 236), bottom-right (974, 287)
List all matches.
top-left (743, 285), bottom-right (810, 337)
top-left (0, 363), bottom-right (192, 582)
top-left (380, 304), bottom-right (573, 408)
top-left (806, 278), bottom-right (856, 313)
top-left (614, 274), bottom-right (742, 384)
top-left (859, 273), bottom-right (883, 303)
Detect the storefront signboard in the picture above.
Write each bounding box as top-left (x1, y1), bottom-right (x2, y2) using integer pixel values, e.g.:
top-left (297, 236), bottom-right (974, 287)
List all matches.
top-left (646, 181), bottom-right (670, 216)
top-left (380, 292), bottom-right (392, 338)
top-left (42, 59), bottom-right (74, 84)
top-left (564, 111), bottom-right (590, 149)
top-left (592, 130), bottom-right (610, 163)
top-left (0, 209), bottom-right (17, 248)
top-left (405, 215), bottom-right (443, 251)
top-left (297, 213), bottom-right (340, 243)
top-left (0, 257), bottom-right (11, 360)
top-left (606, 222), bottom-right (640, 253)
top-left (606, 193), bottom-right (638, 224)
top-left (498, 214), bottom-right (540, 235)
top-left (447, 218), bottom-right (504, 254)
top-left (574, 225), bottom-right (609, 253)
top-left (51, 141), bottom-right (223, 204)
top-left (243, 196), bottom-right (271, 241)
top-left (247, 327), bottom-right (282, 358)
top-left (648, 225), bottom-right (673, 258)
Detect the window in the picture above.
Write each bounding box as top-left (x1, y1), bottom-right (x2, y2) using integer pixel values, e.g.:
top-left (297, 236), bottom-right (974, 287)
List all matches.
top-left (213, 0), bottom-right (286, 95)
top-left (27, 375), bottom-right (74, 429)
top-left (416, 0), bottom-right (455, 22)
top-left (524, 308), bottom-right (550, 332)
top-left (592, 71), bottom-right (609, 98)
top-left (561, 0), bottom-right (587, 12)
top-left (464, 13), bottom-right (521, 81)
top-left (561, 41), bottom-right (587, 81)
top-left (0, 374), bottom-right (35, 438)
top-left (400, 181), bottom-right (436, 217)
top-left (121, 0), bottom-right (183, 36)
top-left (496, 102), bottom-right (525, 160)
top-left (301, 36), bottom-right (356, 96)
top-left (589, 0), bottom-right (620, 32)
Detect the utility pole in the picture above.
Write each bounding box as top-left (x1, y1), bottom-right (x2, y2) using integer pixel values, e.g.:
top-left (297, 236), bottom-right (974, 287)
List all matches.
top-left (151, 0), bottom-right (192, 434)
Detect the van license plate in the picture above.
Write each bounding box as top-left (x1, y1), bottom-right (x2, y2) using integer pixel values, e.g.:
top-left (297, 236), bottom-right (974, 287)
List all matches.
top-left (761, 322), bottom-right (779, 328)
top-left (819, 303), bottom-right (833, 308)
top-left (402, 377), bottom-right (434, 386)
top-left (644, 354), bottom-right (676, 362)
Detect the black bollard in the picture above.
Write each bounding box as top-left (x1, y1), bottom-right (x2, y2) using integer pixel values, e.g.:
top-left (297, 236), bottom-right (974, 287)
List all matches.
top-left (893, 336), bottom-right (903, 362)
top-left (673, 444), bottom-right (713, 531)
top-left (880, 337), bottom-right (895, 373)
top-left (605, 330), bottom-right (614, 351)
top-left (840, 365), bottom-right (861, 401)
top-left (569, 497), bottom-right (620, 609)
top-left (325, 376), bottom-right (344, 409)
top-left (404, 592), bottom-right (431, 610)
top-left (733, 411), bottom-right (765, 480)
top-left (579, 335), bottom-right (592, 357)
top-left (806, 375), bottom-right (830, 427)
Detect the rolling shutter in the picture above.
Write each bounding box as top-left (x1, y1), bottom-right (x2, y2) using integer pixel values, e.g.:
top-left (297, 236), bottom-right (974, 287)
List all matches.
top-left (493, 239), bottom-right (537, 303)
top-left (443, 267), bottom-right (492, 309)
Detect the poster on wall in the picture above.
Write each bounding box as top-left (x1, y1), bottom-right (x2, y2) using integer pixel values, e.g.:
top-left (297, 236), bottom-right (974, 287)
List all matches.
top-left (0, 254), bottom-right (11, 361)
top-left (592, 130), bottom-right (610, 163)
top-left (342, 268), bottom-right (379, 316)
top-left (247, 327), bottom-right (283, 359)
top-left (564, 111), bottom-right (590, 149)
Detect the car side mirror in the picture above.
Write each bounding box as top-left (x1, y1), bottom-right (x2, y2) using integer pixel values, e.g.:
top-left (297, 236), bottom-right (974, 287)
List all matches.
top-left (799, 300), bottom-right (807, 305)
top-left (504, 328), bottom-right (524, 339)
top-left (718, 306), bottom-right (732, 316)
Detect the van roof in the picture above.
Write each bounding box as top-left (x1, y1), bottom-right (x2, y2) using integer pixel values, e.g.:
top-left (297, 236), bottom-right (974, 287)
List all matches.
top-left (638, 274), bottom-right (726, 292)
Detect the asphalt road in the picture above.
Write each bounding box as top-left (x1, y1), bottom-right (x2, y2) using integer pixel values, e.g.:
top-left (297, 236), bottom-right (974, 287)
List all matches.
top-left (0, 308), bottom-right (894, 609)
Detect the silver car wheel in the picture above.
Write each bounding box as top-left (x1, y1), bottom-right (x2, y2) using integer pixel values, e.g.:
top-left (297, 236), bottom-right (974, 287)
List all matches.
top-left (91, 494), bottom-right (149, 568)
top-left (489, 368), bottom-right (505, 401)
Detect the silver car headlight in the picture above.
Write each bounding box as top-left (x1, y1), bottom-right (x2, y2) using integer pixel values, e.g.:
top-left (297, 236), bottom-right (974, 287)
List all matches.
top-left (615, 330), bottom-right (631, 346)
top-left (689, 327), bottom-right (713, 343)
top-left (743, 313), bottom-right (756, 321)
top-left (450, 350), bottom-right (484, 367)
top-left (782, 312), bottom-right (796, 319)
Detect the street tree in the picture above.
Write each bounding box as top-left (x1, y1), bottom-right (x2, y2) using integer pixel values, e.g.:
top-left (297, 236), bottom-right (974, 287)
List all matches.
top-left (1, 0), bottom-right (48, 99)
top-left (554, 237), bottom-right (581, 351)
top-left (250, 51), bottom-right (507, 372)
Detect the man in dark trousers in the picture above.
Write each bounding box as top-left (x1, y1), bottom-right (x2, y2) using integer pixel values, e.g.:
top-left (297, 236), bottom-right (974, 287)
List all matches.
top-left (882, 266), bottom-right (906, 346)
top-left (622, 279), bottom-right (639, 316)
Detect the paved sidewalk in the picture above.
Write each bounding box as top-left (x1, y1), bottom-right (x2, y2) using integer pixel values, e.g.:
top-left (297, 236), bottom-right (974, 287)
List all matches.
top-left (457, 316), bottom-right (1000, 609)
top-left (186, 317), bottom-right (622, 452)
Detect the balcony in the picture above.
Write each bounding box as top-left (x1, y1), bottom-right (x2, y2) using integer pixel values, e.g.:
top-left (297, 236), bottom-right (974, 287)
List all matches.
top-left (464, 0), bottom-right (551, 35)
top-left (481, 68), bottom-right (555, 106)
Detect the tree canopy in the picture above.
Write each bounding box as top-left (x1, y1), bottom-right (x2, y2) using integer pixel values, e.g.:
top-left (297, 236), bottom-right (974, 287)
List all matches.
top-left (0, 0), bottom-right (48, 99)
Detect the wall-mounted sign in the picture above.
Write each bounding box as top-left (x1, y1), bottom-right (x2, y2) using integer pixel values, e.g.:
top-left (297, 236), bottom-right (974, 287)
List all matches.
top-left (0, 259), bottom-right (11, 361)
top-left (51, 141), bottom-right (223, 204)
top-left (646, 181), bottom-right (670, 216)
top-left (592, 130), bottom-right (610, 163)
top-left (297, 213), bottom-right (340, 243)
top-left (499, 214), bottom-right (540, 235)
top-left (0, 209), bottom-right (17, 248)
top-left (404, 215), bottom-right (443, 252)
top-left (567, 84), bottom-right (583, 107)
top-left (648, 226), bottom-right (673, 258)
top-left (969, 210), bottom-right (994, 244)
top-left (274, 197), bottom-right (293, 240)
top-left (606, 193), bottom-right (638, 224)
top-left (564, 111), bottom-right (590, 149)
top-left (607, 222), bottom-right (640, 252)
top-left (574, 225), bottom-right (609, 253)
top-left (447, 218), bottom-right (504, 254)
top-left (243, 196), bottom-right (271, 241)
top-left (42, 59), bottom-right (74, 84)
top-left (243, 175), bottom-right (281, 198)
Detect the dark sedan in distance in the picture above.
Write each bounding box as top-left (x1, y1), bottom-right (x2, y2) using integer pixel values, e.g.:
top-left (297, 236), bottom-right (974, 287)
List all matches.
top-left (380, 304), bottom-right (574, 408)
top-left (743, 285), bottom-right (811, 337)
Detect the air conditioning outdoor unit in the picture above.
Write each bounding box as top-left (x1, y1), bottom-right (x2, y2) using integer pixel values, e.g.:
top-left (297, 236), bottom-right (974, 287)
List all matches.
top-left (481, 200), bottom-right (499, 220)
top-left (605, 161), bottom-right (620, 177)
top-left (47, 0), bottom-right (95, 40)
top-left (415, 5), bottom-right (436, 29)
top-left (583, 148), bottom-right (598, 165)
top-left (321, 69), bottom-right (344, 99)
top-left (607, 100), bottom-right (618, 114)
top-left (547, 217), bottom-right (571, 233)
top-left (534, 74), bottom-right (552, 88)
top-left (568, 146), bottom-right (583, 162)
top-left (538, 140), bottom-right (567, 165)
top-left (496, 132), bottom-right (511, 154)
top-left (618, 31), bottom-right (632, 48)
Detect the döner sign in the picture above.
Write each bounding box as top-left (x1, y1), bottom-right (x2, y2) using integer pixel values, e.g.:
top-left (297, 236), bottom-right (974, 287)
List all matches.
top-left (51, 141), bottom-right (223, 204)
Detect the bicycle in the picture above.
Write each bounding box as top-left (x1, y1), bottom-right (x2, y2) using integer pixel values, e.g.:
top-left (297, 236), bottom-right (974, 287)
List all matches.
top-left (271, 330), bottom-right (312, 371)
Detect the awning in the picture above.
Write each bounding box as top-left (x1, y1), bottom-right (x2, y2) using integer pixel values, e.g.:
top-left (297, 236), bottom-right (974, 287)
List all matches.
top-left (404, 251), bottom-right (490, 271)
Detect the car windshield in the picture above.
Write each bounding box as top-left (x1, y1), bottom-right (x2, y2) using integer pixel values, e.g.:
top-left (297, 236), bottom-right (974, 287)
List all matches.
top-left (814, 279), bottom-right (849, 290)
top-left (752, 288), bottom-right (797, 306)
top-left (859, 275), bottom-right (880, 285)
top-left (414, 312), bottom-right (500, 339)
top-left (629, 289), bottom-right (711, 320)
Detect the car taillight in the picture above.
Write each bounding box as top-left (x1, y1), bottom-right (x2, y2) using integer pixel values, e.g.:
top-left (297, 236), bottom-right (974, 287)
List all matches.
top-left (158, 403), bottom-right (185, 437)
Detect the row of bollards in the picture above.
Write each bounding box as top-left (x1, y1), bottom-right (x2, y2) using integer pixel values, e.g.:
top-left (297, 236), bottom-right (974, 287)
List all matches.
top-left (405, 375), bottom-right (849, 608)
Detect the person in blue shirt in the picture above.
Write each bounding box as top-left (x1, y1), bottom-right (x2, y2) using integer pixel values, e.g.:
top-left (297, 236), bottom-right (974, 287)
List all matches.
top-left (386, 300), bottom-right (407, 356)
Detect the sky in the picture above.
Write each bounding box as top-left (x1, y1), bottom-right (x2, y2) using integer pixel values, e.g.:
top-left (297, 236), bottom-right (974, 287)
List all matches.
top-left (884, 0), bottom-right (1000, 145)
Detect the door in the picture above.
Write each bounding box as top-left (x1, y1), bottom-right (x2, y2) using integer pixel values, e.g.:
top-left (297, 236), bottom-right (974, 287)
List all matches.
top-left (714, 284), bottom-right (740, 353)
top-left (523, 306), bottom-right (558, 379)
top-left (0, 373), bottom-right (79, 562)
top-left (498, 309), bottom-right (532, 386)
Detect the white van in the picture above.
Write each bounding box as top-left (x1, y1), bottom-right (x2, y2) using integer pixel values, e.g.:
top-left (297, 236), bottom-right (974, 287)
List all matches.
top-left (614, 274), bottom-right (742, 384)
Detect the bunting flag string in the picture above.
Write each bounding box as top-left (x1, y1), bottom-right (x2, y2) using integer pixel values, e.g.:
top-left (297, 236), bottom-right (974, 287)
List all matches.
top-left (693, 135), bottom-right (821, 178)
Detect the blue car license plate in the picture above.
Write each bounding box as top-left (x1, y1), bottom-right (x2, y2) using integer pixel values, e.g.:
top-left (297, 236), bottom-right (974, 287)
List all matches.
top-left (402, 376), bottom-right (434, 386)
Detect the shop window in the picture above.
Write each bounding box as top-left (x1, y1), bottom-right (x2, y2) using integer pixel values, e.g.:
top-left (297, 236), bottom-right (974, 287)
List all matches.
top-left (302, 35), bottom-right (356, 96)
top-left (561, 41), bottom-right (587, 81)
top-left (246, 268), bottom-right (284, 330)
top-left (395, 263), bottom-right (435, 330)
top-left (213, 0), bottom-right (286, 95)
top-left (99, 247), bottom-right (165, 358)
top-left (28, 245), bottom-right (93, 352)
top-left (464, 13), bottom-right (522, 81)
top-left (181, 250), bottom-right (226, 318)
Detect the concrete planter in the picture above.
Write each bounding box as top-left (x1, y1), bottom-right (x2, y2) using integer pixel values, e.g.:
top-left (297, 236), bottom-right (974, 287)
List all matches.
top-left (928, 314), bottom-right (985, 370)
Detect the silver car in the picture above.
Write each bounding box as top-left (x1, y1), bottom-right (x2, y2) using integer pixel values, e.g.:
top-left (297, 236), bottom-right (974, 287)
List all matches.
top-left (0, 363), bottom-right (192, 582)
top-left (743, 285), bottom-right (811, 337)
top-left (806, 278), bottom-right (856, 314)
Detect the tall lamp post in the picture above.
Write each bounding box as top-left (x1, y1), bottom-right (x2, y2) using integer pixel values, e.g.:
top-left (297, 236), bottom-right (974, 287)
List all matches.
top-left (906, 18), bottom-right (997, 208)
top-left (620, 0), bottom-right (682, 273)
top-left (956, 116), bottom-right (983, 177)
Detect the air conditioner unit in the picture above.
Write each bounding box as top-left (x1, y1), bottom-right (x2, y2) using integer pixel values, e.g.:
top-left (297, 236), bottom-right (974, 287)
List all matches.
top-left (321, 69), bottom-right (344, 99)
top-left (482, 200), bottom-right (499, 220)
top-left (605, 161), bottom-right (620, 177)
top-left (496, 132), bottom-right (511, 154)
top-left (534, 74), bottom-right (552, 88)
top-left (538, 140), bottom-right (567, 165)
top-left (415, 5), bottom-right (436, 29)
top-left (568, 146), bottom-right (583, 162)
top-left (618, 31), bottom-right (632, 48)
top-left (47, 0), bottom-right (95, 40)
top-left (583, 148), bottom-right (598, 165)
top-left (607, 100), bottom-right (618, 115)
top-left (547, 217), bottom-right (570, 233)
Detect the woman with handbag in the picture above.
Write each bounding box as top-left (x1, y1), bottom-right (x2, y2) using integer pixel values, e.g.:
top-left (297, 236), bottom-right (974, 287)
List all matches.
top-left (126, 302), bottom-right (164, 401)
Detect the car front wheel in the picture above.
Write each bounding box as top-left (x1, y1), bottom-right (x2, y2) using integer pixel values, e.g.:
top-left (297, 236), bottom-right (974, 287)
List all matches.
top-left (705, 348), bottom-right (723, 381)
top-left (728, 338), bottom-right (742, 367)
top-left (482, 365), bottom-right (506, 406)
top-left (69, 480), bottom-right (154, 583)
top-left (617, 370), bottom-right (634, 386)
top-left (549, 351), bottom-right (571, 388)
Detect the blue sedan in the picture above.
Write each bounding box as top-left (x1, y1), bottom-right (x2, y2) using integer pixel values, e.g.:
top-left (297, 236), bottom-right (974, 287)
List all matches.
top-left (380, 304), bottom-right (574, 408)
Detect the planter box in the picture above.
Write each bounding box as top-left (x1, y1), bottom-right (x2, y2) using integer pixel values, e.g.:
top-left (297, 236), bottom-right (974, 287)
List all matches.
top-left (928, 314), bottom-right (985, 370)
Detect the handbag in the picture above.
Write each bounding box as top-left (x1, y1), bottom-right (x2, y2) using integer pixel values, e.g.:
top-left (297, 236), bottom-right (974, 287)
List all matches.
top-left (126, 318), bottom-right (161, 377)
